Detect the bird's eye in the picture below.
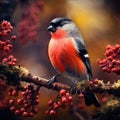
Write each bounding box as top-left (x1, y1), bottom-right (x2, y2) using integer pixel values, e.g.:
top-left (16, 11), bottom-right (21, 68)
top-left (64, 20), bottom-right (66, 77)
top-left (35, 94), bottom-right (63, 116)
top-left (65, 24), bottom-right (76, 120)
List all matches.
top-left (59, 22), bottom-right (64, 26)
top-left (50, 23), bottom-right (55, 26)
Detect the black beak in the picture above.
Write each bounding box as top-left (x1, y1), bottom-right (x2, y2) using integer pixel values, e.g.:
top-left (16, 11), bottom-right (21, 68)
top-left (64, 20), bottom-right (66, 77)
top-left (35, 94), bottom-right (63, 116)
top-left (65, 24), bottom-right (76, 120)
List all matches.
top-left (47, 25), bottom-right (56, 32)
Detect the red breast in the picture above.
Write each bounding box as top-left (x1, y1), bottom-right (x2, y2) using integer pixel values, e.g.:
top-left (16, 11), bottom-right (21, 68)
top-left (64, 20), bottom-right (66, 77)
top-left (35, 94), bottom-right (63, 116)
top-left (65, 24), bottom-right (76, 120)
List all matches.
top-left (48, 29), bottom-right (86, 76)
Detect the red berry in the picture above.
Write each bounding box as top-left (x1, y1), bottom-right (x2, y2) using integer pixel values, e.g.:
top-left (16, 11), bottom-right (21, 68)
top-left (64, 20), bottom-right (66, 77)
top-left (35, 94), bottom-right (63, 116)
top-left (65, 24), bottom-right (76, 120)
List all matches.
top-left (21, 91), bottom-right (26, 95)
top-left (8, 88), bottom-right (13, 96)
top-left (20, 107), bottom-right (26, 113)
top-left (34, 99), bottom-right (39, 105)
top-left (11, 35), bottom-right (16, 40)
top-left (17, 99), bottom-right (23, 105)
top-left (59, 89), bottom-right (66, 96)
top-left (29, 112), bottom-right (34, 117)
top-left (10, 26), bottom-right (13, 30)
top-left (9, 99), bottom-right (14, 105)
top-left (112, 60), bottom-right (116, 64)
top-left (57, 101), bottom-right (62, 107)
top-left (10, 106), bottom-right (16, 112)
top-left (79, 93), bottom-right (84, 98)
top-left (15, 110), bottom-right (20, 116)
top-left (49, 110), bottom-right (56, 116)
top-left (23, 100), bottom-right (28, 104)
top-left (94, 79), bottom-right (99, 84)
top-left (106, 45), bottom-right (112, 50)
top-left (8, 62), bottom-right (13, 66)
top-left (61, 97), bottom-right (68, 103)
top-left (4, 46), bottom-right (9, 52)
top-left (6, 40), bottom-right (11, 44)
top-left (2, 58), bottom-right (8, 63)
top-left (53, 104), bottom-right (59, 110)
top-left (36, 95), bottom-right (39, 99)
top-left (7, 44), bottom-right (12, 49)
top-left (7, 29), bottom-right (11, 33)
top-left (27, 95), bottom-right (31, 100)
top-left (23, 112), bottom-right (29, 117)
top-left (8, 55), bottom-right (14, 59)
top-left (102, 59), bottom-right (107, 63)
top-left (78, 104), bottom-right (84, 109)
top-left (68, 96), bottom-right (73, 102)
top-left (48, 100), bottom-right (53, 106)
top-left (24, 103), bottom-right (30, 108)
top-left (65, 92), bottom-right (70, 96)
top-left (13, 58), bottom-right (17, 62)
top-left (115, 44), bottom-right (120, 49)
top-left (11, 62), bottom-right (16, 66)
top-left (108, 56), bottom-right (113, 61)
top-left (3, 31), bottom-right (8, 37)
top-left (12, 90), bottom-right (18, 97)
top-left (89, 81), bottom-right (93, 86)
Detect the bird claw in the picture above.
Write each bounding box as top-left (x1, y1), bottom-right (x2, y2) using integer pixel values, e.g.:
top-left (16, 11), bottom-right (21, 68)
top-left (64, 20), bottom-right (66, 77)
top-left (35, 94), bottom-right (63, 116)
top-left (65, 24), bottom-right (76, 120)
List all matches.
top-left (70, 87), bottom-right (76, 94)
top-left (47, 74), bottom-right (60, 88)
top-left (70, 83), bottom-right (79, 94)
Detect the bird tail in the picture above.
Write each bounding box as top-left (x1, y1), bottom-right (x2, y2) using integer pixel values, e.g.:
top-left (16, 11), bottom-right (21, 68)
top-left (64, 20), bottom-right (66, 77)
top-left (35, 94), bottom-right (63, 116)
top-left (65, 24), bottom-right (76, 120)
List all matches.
top-left (84, 91), bottom-right (101, 107)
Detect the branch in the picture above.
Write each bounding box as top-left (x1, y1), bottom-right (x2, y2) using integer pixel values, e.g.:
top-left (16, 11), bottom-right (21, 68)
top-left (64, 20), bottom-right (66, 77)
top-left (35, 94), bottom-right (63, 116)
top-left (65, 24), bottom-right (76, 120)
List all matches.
top-left (20, 74), bottom-right (70, 91)
top-left (0, 63), bottom-right (120, 97)
top-left (21, 75), bottom-right (120, 97)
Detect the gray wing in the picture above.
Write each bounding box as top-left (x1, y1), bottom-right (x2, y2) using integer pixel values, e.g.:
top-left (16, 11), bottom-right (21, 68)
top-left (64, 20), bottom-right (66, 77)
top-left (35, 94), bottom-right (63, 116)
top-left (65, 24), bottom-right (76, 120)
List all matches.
top-left (75, 37), bottom-right (93, 80)
top-left (67, 23), bottom-right (93, 80)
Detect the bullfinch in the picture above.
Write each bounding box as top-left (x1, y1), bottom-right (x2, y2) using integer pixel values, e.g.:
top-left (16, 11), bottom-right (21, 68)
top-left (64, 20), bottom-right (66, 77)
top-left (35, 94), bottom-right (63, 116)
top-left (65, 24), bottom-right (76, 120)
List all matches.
top-left (47, 17), bottom-right (100, 107)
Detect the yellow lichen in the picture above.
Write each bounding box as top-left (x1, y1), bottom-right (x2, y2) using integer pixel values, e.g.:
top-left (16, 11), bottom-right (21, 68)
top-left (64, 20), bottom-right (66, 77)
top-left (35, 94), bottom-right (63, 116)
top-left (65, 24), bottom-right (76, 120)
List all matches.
top-left (112, 80), bottom-right (120, 88)
top-left (98, 80), bottom-right (104, 86)
top-left (106, 99), bottom-right (120, 108)
top-left (15, 66), bottom-right (29, 77)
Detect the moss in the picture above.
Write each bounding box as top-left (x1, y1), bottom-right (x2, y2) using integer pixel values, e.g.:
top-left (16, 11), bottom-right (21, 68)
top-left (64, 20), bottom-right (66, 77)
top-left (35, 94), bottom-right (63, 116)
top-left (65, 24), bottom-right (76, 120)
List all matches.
top-left (0, 64), bottom-right (29, 86)
top-left (94, 98), bottom-right (120, 120)
top-left (112, 80), bottom-right (120, 88)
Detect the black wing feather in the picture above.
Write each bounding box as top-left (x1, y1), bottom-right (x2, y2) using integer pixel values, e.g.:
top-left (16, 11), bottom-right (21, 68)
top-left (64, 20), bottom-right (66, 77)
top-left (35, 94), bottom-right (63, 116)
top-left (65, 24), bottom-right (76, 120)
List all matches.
top-left (75, 37), bottom-right (93, 80)
top-left (78, 49), bottom-right (93, 80)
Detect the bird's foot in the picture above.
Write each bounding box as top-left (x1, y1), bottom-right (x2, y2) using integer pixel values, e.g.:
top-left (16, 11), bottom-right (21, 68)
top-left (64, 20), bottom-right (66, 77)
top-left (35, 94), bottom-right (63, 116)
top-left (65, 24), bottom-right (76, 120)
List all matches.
top-left (47, 74), bottom-right (60, 88)
top-left (70, 83), bottom-right (79, 94)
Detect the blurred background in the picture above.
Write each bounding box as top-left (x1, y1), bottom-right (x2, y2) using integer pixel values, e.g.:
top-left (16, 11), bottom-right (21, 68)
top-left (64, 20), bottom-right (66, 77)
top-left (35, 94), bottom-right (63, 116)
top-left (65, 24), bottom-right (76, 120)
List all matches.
top-left (0, 0), bottom-right (120, 119)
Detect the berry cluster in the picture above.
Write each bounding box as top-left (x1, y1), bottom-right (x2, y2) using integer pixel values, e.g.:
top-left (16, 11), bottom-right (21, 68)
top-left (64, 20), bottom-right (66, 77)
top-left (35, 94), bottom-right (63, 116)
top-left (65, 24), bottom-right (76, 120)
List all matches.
top-left (88, 79), bottom-right (99, 87)
top-left (18, 0), bottom-right (44, 44)
top-left (46, 89), bottom-right (73, 116)
top-left (0, 20), bottom-right (13, 37)
top-left (77, 93), bottom-right (85, 109)
top-left (8, 84), bottom-right (39, 117)
top-left (2, 55), bottom-right (17, 66)
top-left (98, 44), bottom-right (120, 75)
top-left (46, 89), bottom-right (85, 116)
top-left (0, 40), bottom-right (12, 52)
top-left (0, 20), bottom-right (17, 64)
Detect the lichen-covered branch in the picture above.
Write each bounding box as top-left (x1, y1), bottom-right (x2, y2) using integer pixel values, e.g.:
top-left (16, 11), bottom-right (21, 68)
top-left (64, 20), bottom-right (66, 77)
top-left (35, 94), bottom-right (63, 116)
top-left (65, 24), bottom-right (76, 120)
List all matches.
top-left (0, 63), bottom-right (120, 97)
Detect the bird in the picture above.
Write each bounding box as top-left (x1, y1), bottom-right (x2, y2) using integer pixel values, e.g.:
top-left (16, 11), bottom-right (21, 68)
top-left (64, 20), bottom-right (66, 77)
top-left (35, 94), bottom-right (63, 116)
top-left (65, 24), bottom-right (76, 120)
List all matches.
top-left (47, 17), bottom-right (100, 107)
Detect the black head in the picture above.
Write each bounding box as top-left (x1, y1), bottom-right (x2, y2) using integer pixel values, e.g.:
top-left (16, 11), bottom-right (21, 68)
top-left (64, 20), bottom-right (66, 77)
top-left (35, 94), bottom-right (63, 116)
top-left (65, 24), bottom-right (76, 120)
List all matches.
top-left (47, 17), bottom-right (72, 32)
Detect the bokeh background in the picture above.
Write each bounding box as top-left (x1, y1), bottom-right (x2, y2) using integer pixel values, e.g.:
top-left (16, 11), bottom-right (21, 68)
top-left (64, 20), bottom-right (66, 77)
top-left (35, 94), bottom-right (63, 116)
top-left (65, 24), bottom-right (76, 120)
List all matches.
top-left (0, 0), bottom-right (120, 120)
